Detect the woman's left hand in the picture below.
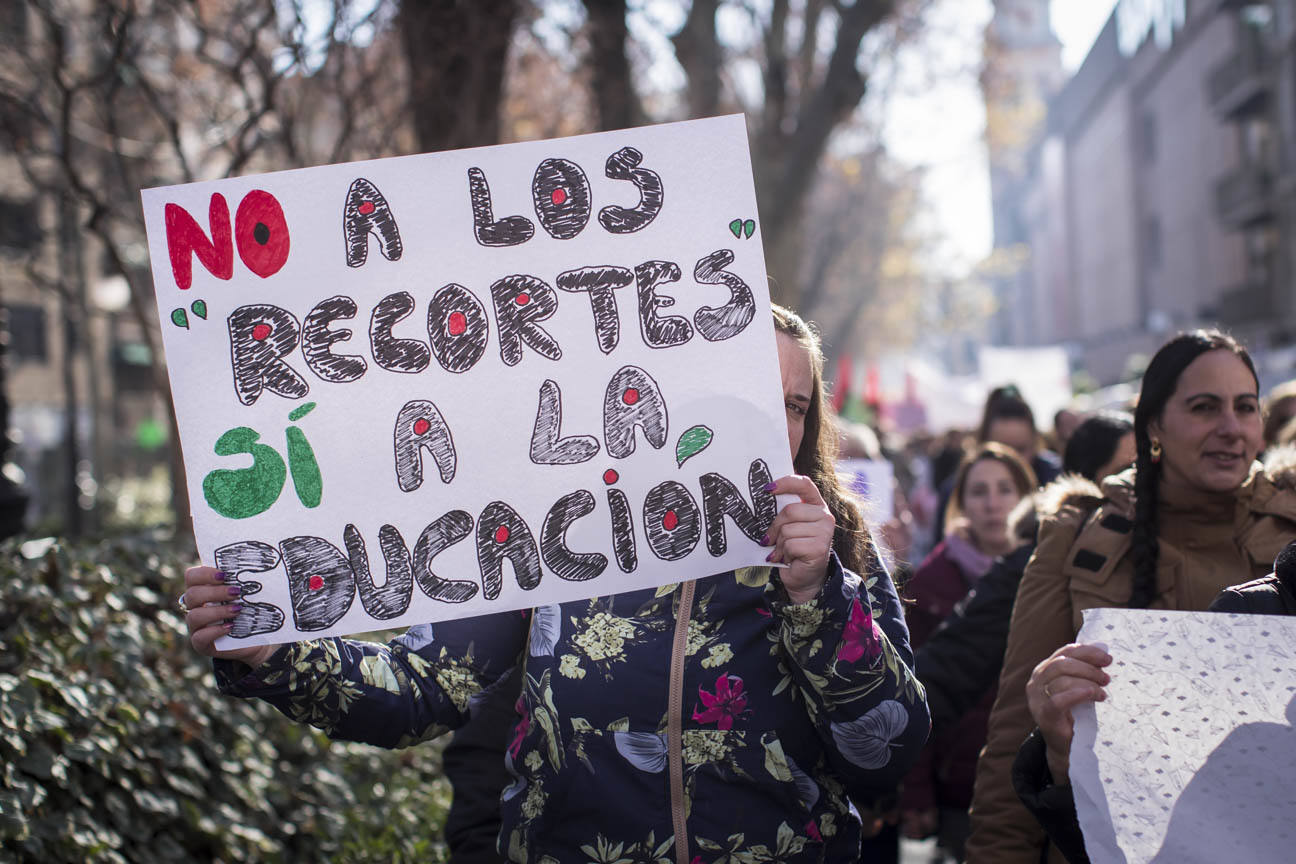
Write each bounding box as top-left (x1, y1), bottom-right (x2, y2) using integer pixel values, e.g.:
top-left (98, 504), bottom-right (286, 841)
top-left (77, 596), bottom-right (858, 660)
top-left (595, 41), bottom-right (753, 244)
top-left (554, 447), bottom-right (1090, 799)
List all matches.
top-left (764, 474), bottom-right (835, 604)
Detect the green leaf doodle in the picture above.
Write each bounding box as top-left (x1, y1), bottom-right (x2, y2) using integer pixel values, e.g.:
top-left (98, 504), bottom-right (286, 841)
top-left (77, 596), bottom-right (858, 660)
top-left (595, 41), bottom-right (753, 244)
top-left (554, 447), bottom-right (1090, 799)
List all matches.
top-left (676, 425), bottom-right (714, 467)
top-left (190, 299), bottom-right (208, 319)
top-left (728, 218), bottom-right (743, 238)
top-left (170, 308), bottom-right (188, 329)
top-left (742, 218), bottom-right (756, 239)
top-left (288, 402), bottom-right (317, 422)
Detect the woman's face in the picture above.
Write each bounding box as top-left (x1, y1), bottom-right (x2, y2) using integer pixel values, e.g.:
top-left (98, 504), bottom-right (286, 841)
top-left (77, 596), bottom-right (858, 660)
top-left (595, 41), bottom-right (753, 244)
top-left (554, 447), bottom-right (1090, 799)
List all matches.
top-left (961, 458), bottom-right (1022, 552)
top-left (1096, 431), bottom-right (1137, 482)
top-left (777, 332), bottom-right (814, 463)
top-left (1149, 350), bottom-right (1262, 495)
top-left (986, 417), bottom-right (1036, 463)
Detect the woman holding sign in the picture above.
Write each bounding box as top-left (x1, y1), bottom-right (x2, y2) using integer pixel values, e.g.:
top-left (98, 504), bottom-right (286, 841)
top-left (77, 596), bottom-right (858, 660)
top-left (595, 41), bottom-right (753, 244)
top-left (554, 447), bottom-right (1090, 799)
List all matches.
top-left (967, 330), bottom-right (1296, 864)
top-left (181, 305), bottom-right (929, 864)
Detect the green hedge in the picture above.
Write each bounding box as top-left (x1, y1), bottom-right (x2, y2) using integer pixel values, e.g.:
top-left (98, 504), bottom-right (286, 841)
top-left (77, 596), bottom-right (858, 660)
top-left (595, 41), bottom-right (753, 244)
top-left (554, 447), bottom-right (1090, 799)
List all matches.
top-left (0, 535), bottom-right (451, 863)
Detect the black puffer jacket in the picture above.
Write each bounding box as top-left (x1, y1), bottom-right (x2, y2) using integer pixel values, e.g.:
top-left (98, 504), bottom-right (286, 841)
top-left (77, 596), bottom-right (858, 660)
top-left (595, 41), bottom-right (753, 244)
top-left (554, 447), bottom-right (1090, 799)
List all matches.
top-left (1209, 539), bottom-right (1296, 614)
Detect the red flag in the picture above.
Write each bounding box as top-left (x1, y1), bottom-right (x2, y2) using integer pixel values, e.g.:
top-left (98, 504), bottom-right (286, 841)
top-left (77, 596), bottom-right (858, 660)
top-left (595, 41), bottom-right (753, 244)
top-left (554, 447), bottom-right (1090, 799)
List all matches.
top-left (865, 364), bottom-right (882, 409)
top-left (832, 352), bottom-right (852, 414)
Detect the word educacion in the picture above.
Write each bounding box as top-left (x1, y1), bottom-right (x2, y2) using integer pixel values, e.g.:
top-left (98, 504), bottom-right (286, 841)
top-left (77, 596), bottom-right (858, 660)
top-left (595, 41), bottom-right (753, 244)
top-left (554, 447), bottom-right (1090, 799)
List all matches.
top-left (215, 457), bottom-right (776, 639)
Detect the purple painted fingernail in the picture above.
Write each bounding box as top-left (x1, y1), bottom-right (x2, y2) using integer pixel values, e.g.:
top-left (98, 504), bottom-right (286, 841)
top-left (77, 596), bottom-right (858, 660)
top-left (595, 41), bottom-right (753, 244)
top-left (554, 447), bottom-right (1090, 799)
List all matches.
top-left (230, 604), bottom-right (244, 613)
top-left (765, 551), bottom-right (776, 562)
top-left (228, 585), bottom-right (242, 596)
top-left (760, 534), bottom-right (771, 546)
top-left (222, 621), bottom-right (234, 630)
top-left (213, 570), bottom-right (227, 583)
top-left (762, 482), bottom-right (777, 492)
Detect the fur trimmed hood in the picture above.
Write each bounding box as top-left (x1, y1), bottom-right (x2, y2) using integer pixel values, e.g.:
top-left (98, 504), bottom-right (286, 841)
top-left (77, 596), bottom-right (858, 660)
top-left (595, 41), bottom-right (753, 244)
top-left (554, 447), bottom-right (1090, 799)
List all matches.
top-left (1010, 473), bottom-right (1104, 543)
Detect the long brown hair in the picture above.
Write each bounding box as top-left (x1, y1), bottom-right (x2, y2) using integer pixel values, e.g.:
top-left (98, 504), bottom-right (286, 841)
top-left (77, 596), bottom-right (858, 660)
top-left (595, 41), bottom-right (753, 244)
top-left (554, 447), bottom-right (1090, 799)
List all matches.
top-left (771, 304), bottom-right (877, 577)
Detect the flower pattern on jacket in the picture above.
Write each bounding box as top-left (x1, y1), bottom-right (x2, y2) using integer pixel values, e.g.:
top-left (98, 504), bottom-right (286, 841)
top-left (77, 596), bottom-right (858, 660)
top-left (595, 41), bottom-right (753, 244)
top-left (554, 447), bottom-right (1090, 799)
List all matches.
top-left (838, 595), bottom-right (883, 665)
top-left (214, 555), bottom-right (929, 864)
top-left (692, 673), bottom-right (749, 730)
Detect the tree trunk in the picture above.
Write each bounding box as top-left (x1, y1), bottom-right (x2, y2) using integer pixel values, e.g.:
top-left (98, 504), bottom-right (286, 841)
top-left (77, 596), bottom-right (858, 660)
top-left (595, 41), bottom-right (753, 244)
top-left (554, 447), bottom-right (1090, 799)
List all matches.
top-left (57, 192), bottom-right (83, 537)
top-left (673, 0), bottom-right (722, 119)
top-left (582, 0), bottom-right (641, 131)
top-left (399, 0), bottom-right (520, 152)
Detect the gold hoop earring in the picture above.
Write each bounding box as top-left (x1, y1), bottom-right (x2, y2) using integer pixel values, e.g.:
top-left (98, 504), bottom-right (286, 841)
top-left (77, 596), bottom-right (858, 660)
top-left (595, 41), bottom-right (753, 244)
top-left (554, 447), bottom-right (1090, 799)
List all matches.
top-left (1150, 439), bottom-right (1162, 463)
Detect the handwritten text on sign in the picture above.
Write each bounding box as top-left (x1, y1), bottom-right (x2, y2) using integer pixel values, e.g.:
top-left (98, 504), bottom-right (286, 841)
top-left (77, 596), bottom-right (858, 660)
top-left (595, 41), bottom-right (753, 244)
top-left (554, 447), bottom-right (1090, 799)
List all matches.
top-left (142, 115), bottom-right (792, 646)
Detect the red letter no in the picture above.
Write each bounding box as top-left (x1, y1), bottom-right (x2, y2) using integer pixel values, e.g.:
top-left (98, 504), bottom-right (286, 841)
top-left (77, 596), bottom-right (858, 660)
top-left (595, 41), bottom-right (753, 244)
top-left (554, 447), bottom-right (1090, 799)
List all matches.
top-left (165, 190), bottom-right (290, 290)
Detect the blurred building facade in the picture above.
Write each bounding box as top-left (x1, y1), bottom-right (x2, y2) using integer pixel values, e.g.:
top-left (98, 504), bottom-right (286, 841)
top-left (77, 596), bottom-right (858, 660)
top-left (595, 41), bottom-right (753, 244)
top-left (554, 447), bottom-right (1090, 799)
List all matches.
top-left (987, 0), bottom-right (1296, 385)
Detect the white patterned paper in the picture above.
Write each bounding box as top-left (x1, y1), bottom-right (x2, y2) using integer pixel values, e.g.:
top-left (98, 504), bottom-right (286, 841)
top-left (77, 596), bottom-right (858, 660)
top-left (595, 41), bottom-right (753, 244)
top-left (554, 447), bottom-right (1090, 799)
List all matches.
top-left (1071, 608), bottom-right (1296, 864)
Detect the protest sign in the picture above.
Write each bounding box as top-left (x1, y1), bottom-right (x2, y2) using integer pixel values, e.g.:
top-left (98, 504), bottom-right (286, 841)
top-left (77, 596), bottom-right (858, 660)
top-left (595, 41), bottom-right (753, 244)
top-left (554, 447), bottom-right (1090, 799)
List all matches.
top-left (837, 458), bottom-right (894, 523)
top-left (141, 115), bottom-right (792, 646)
top-left (1070, 608), bottom-right (1296, 863)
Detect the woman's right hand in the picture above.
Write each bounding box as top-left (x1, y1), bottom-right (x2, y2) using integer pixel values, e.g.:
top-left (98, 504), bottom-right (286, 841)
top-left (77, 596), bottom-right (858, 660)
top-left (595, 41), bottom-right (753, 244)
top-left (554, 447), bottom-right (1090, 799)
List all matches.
top-left (183, 565), bottom-right (278, 669)
top-left (1025, 642), bottom-right (1112, 781)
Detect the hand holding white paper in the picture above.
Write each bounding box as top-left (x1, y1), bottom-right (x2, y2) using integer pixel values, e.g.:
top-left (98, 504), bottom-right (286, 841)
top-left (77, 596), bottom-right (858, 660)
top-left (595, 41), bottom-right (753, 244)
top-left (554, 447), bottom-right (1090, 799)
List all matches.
top-left (1071, 608), bottom-right (1296, 864)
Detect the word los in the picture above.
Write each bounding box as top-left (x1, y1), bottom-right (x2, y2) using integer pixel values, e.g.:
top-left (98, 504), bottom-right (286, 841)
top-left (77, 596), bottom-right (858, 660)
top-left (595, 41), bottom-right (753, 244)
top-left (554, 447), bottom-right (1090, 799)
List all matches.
top-left (469, 146), bottom-right (663, 245)
top-left (219, 459), bottom-right (774, 637)
top-left (202, 403), bottom-right (322, 519)
top-left (227, 252), bottom-right (754, 406)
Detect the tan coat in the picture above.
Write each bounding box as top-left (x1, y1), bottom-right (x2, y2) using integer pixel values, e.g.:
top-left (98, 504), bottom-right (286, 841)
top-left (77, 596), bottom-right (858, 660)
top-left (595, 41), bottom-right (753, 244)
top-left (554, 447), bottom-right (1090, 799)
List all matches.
top-left (965, 460), bottom-right (1296, 864)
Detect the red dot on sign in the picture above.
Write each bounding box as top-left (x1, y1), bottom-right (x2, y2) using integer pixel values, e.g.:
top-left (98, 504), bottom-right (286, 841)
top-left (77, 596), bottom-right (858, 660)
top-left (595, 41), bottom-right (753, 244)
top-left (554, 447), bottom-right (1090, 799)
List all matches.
top-left (622, 388), bottom-right (639, 405)
top-left (603, 469), bottom-right (619, 485)
top-left (662, 510), bottom-right (679, 531)
top-left (551, 187), bottom-right (567, 206)
top-left (413, 418), bottom-right (431, 436)
top-left (358, 200), bottom-right (375, 215)
top-left (308, 574), bottom-right (324, 591)
top-left (252, 323), bottom-right (272, 341)
top-left (515, 292), bottom-right (530, 306)
top-left (447, 311), bottom-right (467, 336)
top-left (494, 525), bottom-right (510, 544)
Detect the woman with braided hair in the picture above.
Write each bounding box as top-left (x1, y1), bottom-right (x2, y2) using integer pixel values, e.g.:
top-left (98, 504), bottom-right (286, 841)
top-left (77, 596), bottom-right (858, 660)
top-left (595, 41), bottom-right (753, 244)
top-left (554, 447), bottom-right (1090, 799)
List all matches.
top-left (966, 330), bottom-right (1296, 864)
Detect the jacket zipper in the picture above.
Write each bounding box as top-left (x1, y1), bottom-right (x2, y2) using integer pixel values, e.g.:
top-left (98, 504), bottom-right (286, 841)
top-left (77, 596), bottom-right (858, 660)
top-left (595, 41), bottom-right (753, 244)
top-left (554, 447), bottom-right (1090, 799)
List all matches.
top-left (668, 579), bottom-right (697, 864)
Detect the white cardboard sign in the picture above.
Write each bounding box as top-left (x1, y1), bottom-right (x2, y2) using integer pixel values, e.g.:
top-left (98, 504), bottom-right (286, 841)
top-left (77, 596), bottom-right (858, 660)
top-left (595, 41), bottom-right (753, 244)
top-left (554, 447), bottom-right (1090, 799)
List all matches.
top-left (141, 115), bottom-right (793, 646)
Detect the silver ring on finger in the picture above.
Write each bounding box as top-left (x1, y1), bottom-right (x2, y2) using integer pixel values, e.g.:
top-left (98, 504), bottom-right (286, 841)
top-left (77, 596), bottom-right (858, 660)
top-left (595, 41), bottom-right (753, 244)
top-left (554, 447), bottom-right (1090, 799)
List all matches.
top-left (177, 593), bottom-right (190, 613)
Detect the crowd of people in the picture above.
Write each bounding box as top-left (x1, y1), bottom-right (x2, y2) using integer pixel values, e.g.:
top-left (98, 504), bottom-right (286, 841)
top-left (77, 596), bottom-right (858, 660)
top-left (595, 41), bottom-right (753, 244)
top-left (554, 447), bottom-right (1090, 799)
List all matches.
top-left (180, 308), bottom-right (1296, 864)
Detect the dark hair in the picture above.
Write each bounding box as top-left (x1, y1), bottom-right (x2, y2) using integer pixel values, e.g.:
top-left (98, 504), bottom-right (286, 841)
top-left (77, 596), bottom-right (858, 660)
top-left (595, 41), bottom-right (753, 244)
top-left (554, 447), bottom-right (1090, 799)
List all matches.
top-left (944, 442), bottom-right (1037, 535)
top-left (978, 385), bottom-right (1037, 444)
top-left (772, 304), bottom-right (876, 577)
top-left (1129, 330), bottom-right (1258, 608)
top-left (1063, 411), bottom-right (1134, 480)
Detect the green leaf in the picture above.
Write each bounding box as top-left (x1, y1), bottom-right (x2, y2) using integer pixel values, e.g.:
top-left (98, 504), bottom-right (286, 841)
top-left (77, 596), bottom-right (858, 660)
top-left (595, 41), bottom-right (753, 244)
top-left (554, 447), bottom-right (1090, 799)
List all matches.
top-left (675, 425), bottom-right (714, 467)
top-left (728, 219), bottom-right (743, 238)
top-left (288, 401), bottom-right (317, 422)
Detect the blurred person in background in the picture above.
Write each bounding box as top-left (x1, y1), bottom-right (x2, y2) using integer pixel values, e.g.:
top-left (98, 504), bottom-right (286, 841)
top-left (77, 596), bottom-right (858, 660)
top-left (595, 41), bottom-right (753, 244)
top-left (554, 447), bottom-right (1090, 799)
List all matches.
top-left (1263, 380), bottom-right (1296, 451)
top-left (1051, 409), bottom-right (1081, 456)
top-left (967, 330), bottom-right (1296, 864)
top-left (932, 386), bottom-right (1061, 543)
top-left (899, 443), bottom-right (1035, 862)
top-left (913, 411), bottom-right (1135, 737)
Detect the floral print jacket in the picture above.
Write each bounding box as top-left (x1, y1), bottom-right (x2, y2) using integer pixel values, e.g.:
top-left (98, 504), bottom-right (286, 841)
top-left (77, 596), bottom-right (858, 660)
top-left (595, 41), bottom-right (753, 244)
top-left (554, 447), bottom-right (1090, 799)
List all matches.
top-left (215, 555), bottom-right (929, 864)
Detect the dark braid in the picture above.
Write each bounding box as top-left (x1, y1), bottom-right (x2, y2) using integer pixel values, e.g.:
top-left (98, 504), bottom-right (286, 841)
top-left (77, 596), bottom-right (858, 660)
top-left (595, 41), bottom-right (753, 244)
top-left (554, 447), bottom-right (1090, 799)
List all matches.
top-left (1128, 329), bottom-right (1259, 608)
top-left (1128, 438), bottom-right (1161, 608)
